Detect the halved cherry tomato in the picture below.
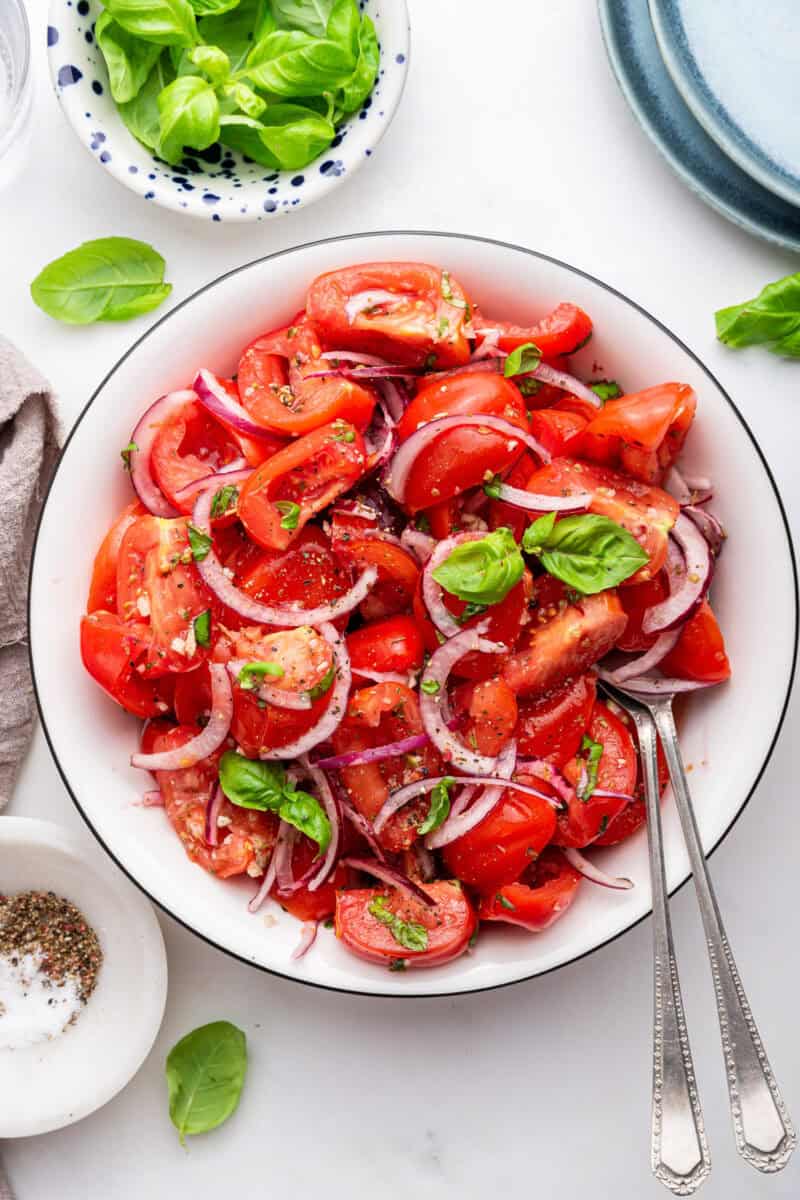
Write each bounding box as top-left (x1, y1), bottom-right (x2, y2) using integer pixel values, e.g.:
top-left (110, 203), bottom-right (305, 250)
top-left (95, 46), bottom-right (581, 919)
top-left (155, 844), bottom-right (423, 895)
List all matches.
top-left (80, 611), bottom-right (174, 718)
top-left (525, 457), bottom-right (679, 582)
top-left (238, 319), bottom-right (376, 436)
top-left (478, 848), bottom-right (582, 930)
top-left (142, 722), bottom-right (277, 878)
top-left (87, 501), bottom-right (145, 613)
top-left (442, 777), bottom-right (557, 892)
top-left (238, 421), bottom-right (366, 551)
top-left (413, 572), bottom-right (532, 680)
top-left (397, 372), bottom-right (529, 511)
top-left (335, 880), bottom-right (477, 967)
top-left (659, 600), bottom-right (731, 683)
top-left (332, 683), bottom-right (443, 853)
top-left (578, 383), bottom-right (697, 484)
top-left (616, 575), bottom-right (668, 652)
top-left (516, 673), bottom-right (597, 766)
top-left (452, 677), bottom-right (518, 757)
top-left (346, 615), bottom-right (424, 677)
top-left (502, 590), bottom-right (627, 698)
top-left (554, 701), bottom-right (638, 847)
top-left (307, 263), bottom-right (472, 368)
top-left (473, 304), bottom-right (592, 357)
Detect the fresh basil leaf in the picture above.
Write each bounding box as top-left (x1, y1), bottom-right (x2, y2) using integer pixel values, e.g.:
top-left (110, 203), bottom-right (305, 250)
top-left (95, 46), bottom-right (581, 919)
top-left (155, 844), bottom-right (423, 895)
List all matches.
top-left (497, 892), bottom-right (516, 911)
top-left (307, 661), bottom-right (335, 701)
top-left (432, 527), bottom-right (524, 606)
top-left (245, 30), bottom-right (354, 97)
top-left (589, 379), bottom-right (622, 401)
top-left (256, 103), bottom-right (334, 167)
top-left (219, 752), bottom-right (331, 852)
top-left (189, 0), bottom-right (241, 14)
top-left (103, 0), bottom-right (199, 47)
top-left (715, 271), bottom-right (800, 357)
top-left (210, 484), bottom-right (239, 517)
top-left (276, 499), bottom-right (301, 530)
top-left (223, 79), bottom-right (266, 117)
top-left (158, 74), bottom-right (220, 163)
top-left (420, 679), bottom-right (440, 696)
top-left (418, 777), bottom-right (453, 836)
top-left (483, 473), bottom-right (503, 499)
top-left (166, 1021), bottom-right (246, 1144)
top-left (236, 660), bottom-right (285, 689)
top-left (197, 0), bottom-right (272, 71)
top-left (120, 440), bottom-right (138, 469)
top-left (280, 788), bottom-right (331, 853)
top-left (325, 0), bottom-right (359, 57)
top-left (368, 895), bottom-right (429, 953)
top-left (118, 54), bottom-right (175, 150)
top-left (271, 0), bottom-right (334, 37)
top-left (218, 115), bottom-right (278, 165)
top-left (190, 43), bottom-right (231, 82)
top-left (522, 512), bottom-right (649, 594)
top-left (193, 608), bottom-right (212, 647)
top-left (504, 341), bottom-right (542, 378)
top-left (30, 237), bottom-right (171, 326)
top-left (187, 522), bottom-right (213, 561)
top-left (95, 11), bottom-right (163, 103)
top-left (576, 733), bottom-right (603, 801)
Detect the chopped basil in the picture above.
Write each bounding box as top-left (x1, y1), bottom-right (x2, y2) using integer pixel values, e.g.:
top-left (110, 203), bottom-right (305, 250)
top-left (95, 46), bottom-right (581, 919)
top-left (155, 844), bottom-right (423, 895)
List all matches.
top-left (420, 679), bottom-right (441, 696)
top-left (433, 527), bottom-right (524, 606)
top-left (576, 734), bottom-right (604, 802)
top-left (457, 601), bottom-right (488, 624)
top-left (417, 776), bottom-right (453, 836)
top-left (483, 473), bottom-right (503, 499)
top-left (120, 440), bottom-right (138, 470)
top-left (440, 269), bottom-right (467, 309)
top-left (503, 341), bottom-right (542, 378)
top-left (210, 483), bottom-right (239, 518)
top-left (236, 661), bottom-right (285, 690)
top-left (416, 513), bottom-right (431, 534)
top-left (307, 661), bottom-right (335, 701)
top-left (193, 608), bottom-right (211, 647)
top-left (388, 958), bottom-right (407, 971)
top-left (437, 316), bottom-right (450, 337)
top-left (218, 751), bottom-right (331, 853)
top-left (497, 893), bottom-right (516, 911)
top-left (518, 378), bottom-right (543, 397)
top-left (187, 523), bottom-right (213, 562)
top-left (589, 379), bottom-right (622, 402)
top-left (522, 511), bottom-right (649, 594)
top-left (368, 895), bottom-right (429, 953)
top-left (275, 500), bottom-right (301, 530)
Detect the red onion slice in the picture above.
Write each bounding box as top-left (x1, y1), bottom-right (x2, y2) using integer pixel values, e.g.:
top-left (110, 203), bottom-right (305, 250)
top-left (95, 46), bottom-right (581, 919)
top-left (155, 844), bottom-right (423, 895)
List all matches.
top-left (340, 856), bottom-right (435, 907)
top-left (297, 760), bottom-right (342, 893)
top-left (274, 823), bottom-right (299, 892)
top-left (664, 466), bottom-right (713, 507)
top-left (129, 389), bottom-right (195, 517)
top-left (339, 795), bottom-right (387, 863)
top-left (344, 290), bottom-right (400, 322)
top-left (139, 789), bottom-right (165, 807)
top-left (305, 365), bottom-right (416, 382)
top-left (529, 363), bottom-right (602, 409)
top-left (431, 739), bottom-right (517, 851)
top-left (291, 921), bottom-right (319, 960)
top-left (563, 847), bottom-right (633, 890)
top-left (603, 628), bottom-right (682, 685)
top-left (320, 349), bottom-right (395, 367)
top-left (226, 659), bottom-right (313, 712)
top-left (489, 481), bottom-right (592, 513)
top-left (420, 624), bottom-right (507, 775)
top-left (192, 488), bottom-right (378, 627)
top-left (384, 415), bottom-right (551, 505)
top-left (174, 464), bottom-right (252, 508)
top-left (413, 842), bottom-right (436, 882)
top-left (205, 783), bottom-right (224, 847)
top-left (247, 824), bottom-right (286, 913)
top-left (400, 526), bottom-right (435, 563)
top-left (684, 505), bottom-right (726, 557)
top-left (257, 622), bottom-right (352, 761)
top-left (422, 532), bottom-right (486, 638)
top-left (193, 368), bottom-right (279, 442)
top-left (352, 667), bottom-right (419, 687)
top-left (313, 733), bottom-right (429, 770)
top-left (514, 758), bottom-right (575, 807)
top-left (377, 378), bottom-right (407, 423)
top-left (642, 514), bottom-right (712, 635)
top-left (470, 329), bottom-right (501, 360)
top-left (131, 663), bottom-right (232, 770)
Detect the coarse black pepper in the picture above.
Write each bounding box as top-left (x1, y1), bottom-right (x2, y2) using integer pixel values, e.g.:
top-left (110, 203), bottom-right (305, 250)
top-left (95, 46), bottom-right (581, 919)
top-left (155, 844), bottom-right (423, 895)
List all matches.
top-left (0, 890), bottom-right (103, 1005)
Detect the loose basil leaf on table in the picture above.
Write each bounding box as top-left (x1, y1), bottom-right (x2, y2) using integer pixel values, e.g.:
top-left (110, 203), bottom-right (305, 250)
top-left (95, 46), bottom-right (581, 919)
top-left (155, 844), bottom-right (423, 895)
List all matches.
top-left (95, 11), bottom-right (163, 103)
top-left (103, 0), bottom-right (199, 47)
top-left (432, 527), bottom-right (524, 606)
top-left (715, 270), bottom-right (800, 358)
top-left (166, 1021), bottom-right (247, 1144)
top-left (158, 74), bottom-right (221, 162)
top-left (522, 511), bottom-right (649, 594)
top-left (30, 237), bottom-right (172, 325)
top-left (244, 29), bottom-right (355, 96)
top-left (218, 752), bottom-right (332, 853)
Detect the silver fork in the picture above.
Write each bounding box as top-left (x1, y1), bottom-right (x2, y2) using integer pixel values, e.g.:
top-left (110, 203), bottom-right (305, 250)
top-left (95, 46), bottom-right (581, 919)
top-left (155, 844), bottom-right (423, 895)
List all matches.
top-left (601, 679), bottom-right (796, 1186)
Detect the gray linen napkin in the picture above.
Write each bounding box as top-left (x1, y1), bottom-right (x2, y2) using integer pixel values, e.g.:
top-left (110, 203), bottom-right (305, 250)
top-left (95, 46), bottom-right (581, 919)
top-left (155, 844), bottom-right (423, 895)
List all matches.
top-left (0, 335), bottom-right (61, 811)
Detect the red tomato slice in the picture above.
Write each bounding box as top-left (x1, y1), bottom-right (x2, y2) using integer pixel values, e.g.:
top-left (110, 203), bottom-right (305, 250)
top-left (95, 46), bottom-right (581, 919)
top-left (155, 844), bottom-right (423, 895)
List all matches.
top-left (616, 575), bottom-right (668, 652)
top-left (593, 707), bottom-right (670, 846)
top-left (578, 383), bottom-right (696, 484)
top-left (238, 421), bottom-right (367, 551)
top-left (397, 372), bottom-right (529, 511)
top-left (554, 701), bottom-right (638, 847)
top-left (452, 677), bottom-right (518, 757)
top-left (473, 304), bottom-right (592, 357)
top-left (412, 572), bottom-right (532, 680)
top-left (306, 262), bottom-right (472, 368)
top-left (516, 673), bottom-right (597, 766)
top-left (502, 590), bottom-right (628, 698)
top-left (237, 526), bottom-right (352, 621)
top-left (335, 880), bottom-right (477, 968)
top-left (477, 848), bottom-right (582, 930)
top-left (80, 611), bottom-right (174, 718)
top-left (238, 319), bottom-right (376, 436)
top-left (659, 599), bottom-right (731, 683)
top-left (442, 777), bottom-right (557, 893)
top-left (525, 456), bottom-right (679, 582)
top-left (528, 408), bottom-right (587, 459)
top-left (346, 615), bottom-right (424, 677)
top-left (335, 535), bottom-right (420, 621)
top-left (87, 501), bottom-right (145, 613)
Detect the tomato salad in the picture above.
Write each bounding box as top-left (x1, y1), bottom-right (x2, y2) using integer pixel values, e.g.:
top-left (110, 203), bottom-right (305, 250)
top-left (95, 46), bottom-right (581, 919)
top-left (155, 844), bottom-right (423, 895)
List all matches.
top-left (81, 261), bottom-right (730, 971)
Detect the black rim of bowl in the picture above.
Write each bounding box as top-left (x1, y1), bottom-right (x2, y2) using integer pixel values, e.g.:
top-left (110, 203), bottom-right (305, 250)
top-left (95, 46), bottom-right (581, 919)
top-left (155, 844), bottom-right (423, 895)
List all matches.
top-left (28, 230), bottom-right (799, 999)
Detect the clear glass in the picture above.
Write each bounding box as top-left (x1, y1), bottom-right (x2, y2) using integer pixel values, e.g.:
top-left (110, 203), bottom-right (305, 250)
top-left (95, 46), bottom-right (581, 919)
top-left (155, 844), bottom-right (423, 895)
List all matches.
top-left (0, 0), bottom-right (32, 187)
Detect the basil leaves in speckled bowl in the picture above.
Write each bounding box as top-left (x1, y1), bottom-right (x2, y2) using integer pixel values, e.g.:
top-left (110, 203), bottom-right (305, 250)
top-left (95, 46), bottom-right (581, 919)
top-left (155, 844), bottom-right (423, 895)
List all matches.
top-left (46, 0), bottom-right (410, 222)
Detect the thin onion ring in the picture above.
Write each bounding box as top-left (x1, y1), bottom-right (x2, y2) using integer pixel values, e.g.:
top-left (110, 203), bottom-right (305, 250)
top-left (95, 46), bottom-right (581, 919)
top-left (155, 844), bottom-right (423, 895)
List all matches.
top-left (131, 663), bottom-right (232, 771)
top-left (257, 622), bottom-right (352, 761)
top-left (129, 389), bottom-right (195, 517)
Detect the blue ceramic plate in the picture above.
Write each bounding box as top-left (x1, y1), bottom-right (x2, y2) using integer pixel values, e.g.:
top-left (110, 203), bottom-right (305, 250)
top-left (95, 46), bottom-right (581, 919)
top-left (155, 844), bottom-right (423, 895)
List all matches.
top-left (649, 0), bottom-right (800, 208)
top-left (598, 0), bottom-right (800, 250)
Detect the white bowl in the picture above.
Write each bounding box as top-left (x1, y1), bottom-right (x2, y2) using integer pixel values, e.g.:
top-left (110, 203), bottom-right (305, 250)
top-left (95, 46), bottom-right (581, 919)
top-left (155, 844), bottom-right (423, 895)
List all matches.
top-left (29, 232), bottom-right (797, 997)
top-left (45, 0), bottom-right (409, 221)
top-left (0, 817), bottom-right (167, 1136)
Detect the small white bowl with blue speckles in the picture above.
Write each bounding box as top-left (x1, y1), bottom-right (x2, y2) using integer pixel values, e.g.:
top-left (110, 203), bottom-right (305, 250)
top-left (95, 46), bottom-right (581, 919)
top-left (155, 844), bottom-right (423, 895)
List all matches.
top-left (45, 0), bottom-right (409, 222)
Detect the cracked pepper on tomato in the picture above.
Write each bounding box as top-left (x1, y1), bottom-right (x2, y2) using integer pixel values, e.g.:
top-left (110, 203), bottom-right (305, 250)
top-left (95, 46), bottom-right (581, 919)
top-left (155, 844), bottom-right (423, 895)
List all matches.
top-left (81, 261), bottom-right (730, 970)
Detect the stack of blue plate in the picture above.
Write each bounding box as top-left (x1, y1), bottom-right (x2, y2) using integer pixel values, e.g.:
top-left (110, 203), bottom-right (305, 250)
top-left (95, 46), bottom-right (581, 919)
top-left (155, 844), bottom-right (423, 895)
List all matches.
top-left (599, 0), bottom-right (800, 249)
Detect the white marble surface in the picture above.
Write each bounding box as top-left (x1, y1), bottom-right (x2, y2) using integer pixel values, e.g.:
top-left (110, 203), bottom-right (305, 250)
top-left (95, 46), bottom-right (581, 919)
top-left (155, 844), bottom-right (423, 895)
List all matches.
top-left (2, 1), bottom-right (799, 1196)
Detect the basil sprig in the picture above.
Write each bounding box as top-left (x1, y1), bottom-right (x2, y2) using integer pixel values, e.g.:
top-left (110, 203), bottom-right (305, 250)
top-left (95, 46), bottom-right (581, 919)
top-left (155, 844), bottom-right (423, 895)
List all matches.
top-left (30, 238), bottom-right (171, 325)
top-left (165, 1020), bottom-right (246, 1144)
top-left (218, 752), bottom-right (331, 853)
top-left (522, 511), bottom-right (648, 594)
top-left (432, 527), bottom-right (524, 606)
top-left (715, 270), bottom-right (800, 357)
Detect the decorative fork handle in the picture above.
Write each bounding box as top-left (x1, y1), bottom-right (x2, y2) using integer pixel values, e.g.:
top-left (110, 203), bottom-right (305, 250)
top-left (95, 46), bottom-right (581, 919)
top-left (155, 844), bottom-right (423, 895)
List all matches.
top-left (650, 700), bottom-right (796, 1173)
top-left (633, 710), bottom-right (710, 1194)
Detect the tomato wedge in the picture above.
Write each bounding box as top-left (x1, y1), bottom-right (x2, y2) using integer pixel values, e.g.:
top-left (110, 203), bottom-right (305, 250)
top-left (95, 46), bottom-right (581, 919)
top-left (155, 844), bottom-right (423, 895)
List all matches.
top-left (473, 303), bottom-right (592, 356)
top-left (659, 599), bottom-right (731, 683)
top-left (452, 677), bottom-right (518, 757)
top-left (333, 532), bottom-right (420, 621)
top-left (578, 383), bottom-right (696, 483)
top-left (516, 673), bottom-right (597, 766)
top-left (335, 880), bottom-right (477, 968)
top-left (554, 701), bottom-right (638, 847)
top-left (441, 778), bottom-right (557, 892)
top-left (80, 611), bottom-right (173, 718)
top-left (477, 848), bottom-right (582, 931)
top-left (306, 262), bottom-right (473, 368)
top-left (413, 572), bottom-right (531, 680)
top-left (87, 500), bottom-right (145, 613)
top-left (346, 614), bottom-right (424, 678)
